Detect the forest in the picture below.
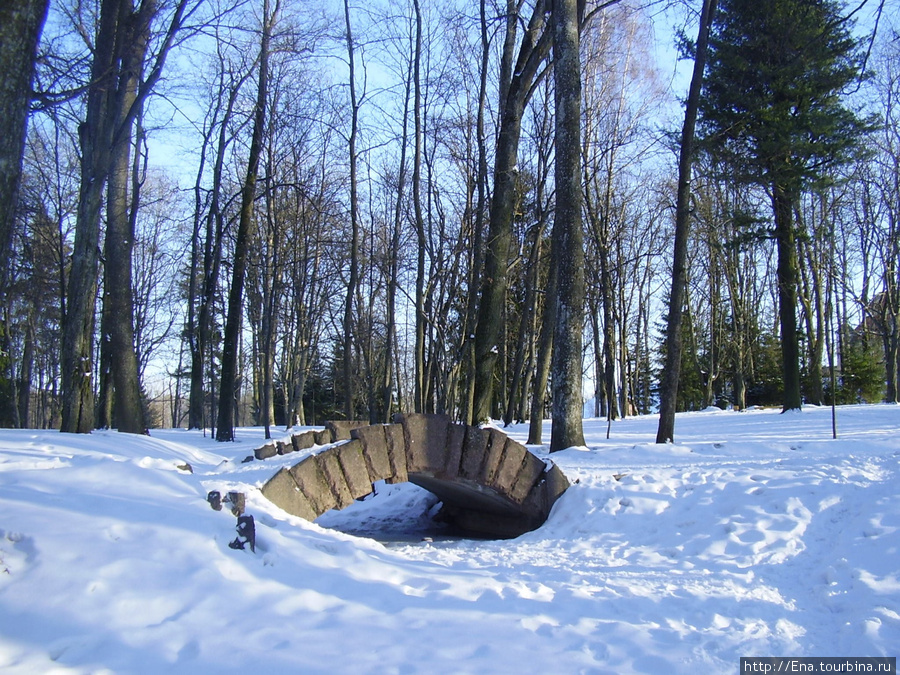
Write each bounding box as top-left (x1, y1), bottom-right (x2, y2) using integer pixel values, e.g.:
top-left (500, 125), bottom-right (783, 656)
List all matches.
top-left (0, 0), bottom-right (897, 445)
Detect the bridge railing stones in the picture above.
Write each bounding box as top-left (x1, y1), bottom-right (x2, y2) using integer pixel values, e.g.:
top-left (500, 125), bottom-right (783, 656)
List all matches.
top-left (252, 421), bottom-right (364, 461)
top-left (259, 413), bottom-right (569, 538)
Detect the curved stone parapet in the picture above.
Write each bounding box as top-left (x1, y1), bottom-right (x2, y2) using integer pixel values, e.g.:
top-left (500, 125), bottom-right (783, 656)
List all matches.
top-left (260, 414), bottom-right (569, 538)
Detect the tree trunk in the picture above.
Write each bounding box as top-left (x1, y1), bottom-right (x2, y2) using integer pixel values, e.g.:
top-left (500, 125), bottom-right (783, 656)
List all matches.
top-left (704, 246), bottom-right (721, 408)
top-left (383, 46), bottom-right (411, 424)
top-left (96, 288), bottom-right (114, 429)
top-left (0, 0), bottom-right (49, 294)
top-left (599, 242), bottom-right (618, 421)
top-left (217, 0), bottom-right (273, 441)
top-left (723, 221), bottom-right (748, 411)
top-left (591, 303), bottom-right (604, 417)
top-left (773, 182), bottom-right (803, 411)
top-left (257, 154), bottom-right (281, 438)
top-left (62, 0), bottom-right (188, 433)
top-left (886, 331), bottom-right (899, 403)
top-left (61, 0), bottom-right (127, 433)
top-left (472, 0), bottom-right (551, 423)
top-left (461, 0), bottom-right (492, 426)
top-left (105, 134), bottom-right (147, 433)
top-left (548, 0), bottom-right (585, 452)
top-left (188, 70), bottom-right (247, 430)
top-left (656, 0), bottom-right (717, 443)
top-left (798, 235), bottom-right (825, 406)
top-left (17, 319), bottom-right (34, 428)
top-left (186, 91), bottom-right (212, 430)
top-left (881, 206), bottom-right (899, 403)
top-left (527, 262), bottom-right (556, 445)
top-left (103, 2), bottom-right (153, 434)
top-left (342, 0), bottom-right (360, 421)
top-left (504, 224), bottom-right (543, 426)
top-left (411, 0), bottom-right (427, 414)
top-left (472, 98), bottom-right (523, 424)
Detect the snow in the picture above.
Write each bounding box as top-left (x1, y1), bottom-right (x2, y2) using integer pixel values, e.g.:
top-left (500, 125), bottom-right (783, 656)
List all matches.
top-left (1, 405), bottom-right (898, 674)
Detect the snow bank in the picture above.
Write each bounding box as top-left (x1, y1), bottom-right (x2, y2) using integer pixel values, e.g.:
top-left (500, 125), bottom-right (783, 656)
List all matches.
top-left (1, 405), bottom-right (898, 673)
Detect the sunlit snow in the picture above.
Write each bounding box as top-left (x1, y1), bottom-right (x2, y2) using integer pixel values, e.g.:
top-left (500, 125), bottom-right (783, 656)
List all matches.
top-left (1, 405), bottom-right (898, 673)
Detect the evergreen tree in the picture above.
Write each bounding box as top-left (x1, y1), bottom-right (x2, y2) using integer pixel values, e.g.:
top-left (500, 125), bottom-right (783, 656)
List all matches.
top-left (699, 0), bottom-right (869, 411)
top-left (832, 325), bottom-right (885, 404)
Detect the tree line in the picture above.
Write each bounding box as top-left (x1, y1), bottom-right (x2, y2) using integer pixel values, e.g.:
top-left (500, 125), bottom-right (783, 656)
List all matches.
top-left (0, 0), bottom-right (897, 447)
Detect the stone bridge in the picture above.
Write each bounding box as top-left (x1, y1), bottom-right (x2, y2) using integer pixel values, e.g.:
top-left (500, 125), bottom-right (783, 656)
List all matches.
top-left (258, 414), bottom-right (570, 538)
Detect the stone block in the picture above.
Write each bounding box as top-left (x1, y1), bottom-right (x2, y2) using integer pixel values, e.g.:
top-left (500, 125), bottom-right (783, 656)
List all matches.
top-left (276, 439), bottom-right (292, 455)
top-left (325, 420), bottom-right (368, 442)
top-left (543, 462), bottom-right (570, 508)
top-left (351, 425), bottom-right (391, 483)
top-left (261, 468), bottom-right (318, 521)
top-left (508, 451), bottom-right (547, 504)
top-left (254, 441), bottom-right (277, 460)
top-left (289, 455), bottom-right (336, 515)
top-left (517, 462), bottom-right (570, 520)
top-left (400, 413), bottom-right (451, 473)
top-left (491, 440), bottom-right (527, 493)
top-left (291, 430), bottom-right (316, 453)
top-left (519, 477), bottom-right (545, 519)
top-left (444, 423), bottom-right (466, 477)
top-left (479, 429), bottom-right (509, 485)
top-left (336, 439), bottom-right (373, 500)
top-left (384, 423), bottom-right (408, 483)
top-left (460, 425), bottom-right (488, 481)
top-left (316, 450), bottom-right (354, 509)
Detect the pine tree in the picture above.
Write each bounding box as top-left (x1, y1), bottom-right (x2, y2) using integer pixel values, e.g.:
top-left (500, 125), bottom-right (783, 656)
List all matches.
top-left (699, 0), bottom-right (869, 412)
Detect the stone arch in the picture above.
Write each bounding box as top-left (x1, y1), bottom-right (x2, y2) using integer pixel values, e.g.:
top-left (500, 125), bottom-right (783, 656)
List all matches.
top-left (260, 414), bottom-right (570, 538)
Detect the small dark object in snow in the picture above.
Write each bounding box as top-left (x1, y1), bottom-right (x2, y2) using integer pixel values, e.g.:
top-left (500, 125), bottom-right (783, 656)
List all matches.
top-left (177, 462), bottom-right (193, 473)
top-left (613, 473), bottom-right (627, 482)
top-left (355, 487), bottom-right (375, 502)
top-left (241, 455), bottom-right (254, 463)
top-left (225, 491), bottom-right (245, 516)
top-left (207, 490), bottom-right (222, 511)
top-left (229, 515), bottom-right (256, 553)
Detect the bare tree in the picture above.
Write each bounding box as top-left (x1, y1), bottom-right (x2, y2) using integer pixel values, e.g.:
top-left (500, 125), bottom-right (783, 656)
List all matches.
top-left (549, 0), bottom-right (586, 451)
top-left (217, 0), bottom-right (276, 441)
top-left (0, 0), bottom-right (49, 297)
top-left (186, 42), bottom-right (255, 431)
top-left (460, 0), bottom-right (491, 425)
top-left (101, 3), bottom-right (157, 434)
top-left (60, 0), bottom-right (195, 433)
top-left (656, 0), bottom-right (716, 443)
top-left (472, 0), bottom-right (552, 423)
top-left (341, 0), bottom-right (361, 421)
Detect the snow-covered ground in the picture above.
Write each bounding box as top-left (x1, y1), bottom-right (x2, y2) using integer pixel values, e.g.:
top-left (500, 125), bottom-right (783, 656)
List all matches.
top-left (1, 405), bottom-right (898, 674)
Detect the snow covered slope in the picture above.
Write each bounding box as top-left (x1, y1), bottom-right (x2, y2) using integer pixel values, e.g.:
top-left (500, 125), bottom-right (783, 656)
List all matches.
top-left (1, 405), bottom-right (898, 673)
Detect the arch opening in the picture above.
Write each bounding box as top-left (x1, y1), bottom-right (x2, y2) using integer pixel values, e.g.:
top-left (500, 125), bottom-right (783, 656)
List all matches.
top-left (314, 481), bottom-right (460, 545)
